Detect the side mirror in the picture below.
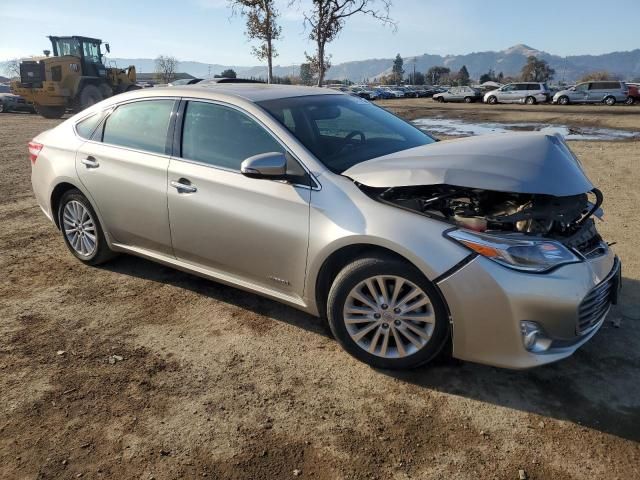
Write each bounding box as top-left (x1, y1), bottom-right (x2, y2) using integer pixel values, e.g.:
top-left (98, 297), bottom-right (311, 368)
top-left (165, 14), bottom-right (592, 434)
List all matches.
top-left (241, 152), bottom-right (287, 179)
top-left (105, 43), bottom-right (111, 53)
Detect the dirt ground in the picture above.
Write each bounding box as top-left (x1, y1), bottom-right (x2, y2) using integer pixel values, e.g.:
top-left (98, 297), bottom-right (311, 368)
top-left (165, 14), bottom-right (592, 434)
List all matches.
top-left (1, 103), bottom-right (639, 480)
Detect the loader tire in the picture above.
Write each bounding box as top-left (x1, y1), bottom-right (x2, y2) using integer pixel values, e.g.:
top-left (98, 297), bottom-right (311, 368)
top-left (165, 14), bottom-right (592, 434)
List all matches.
top-left (78, 85), bottom-right (103, 110)
top-left (35, 104), bottom-right (65, 119)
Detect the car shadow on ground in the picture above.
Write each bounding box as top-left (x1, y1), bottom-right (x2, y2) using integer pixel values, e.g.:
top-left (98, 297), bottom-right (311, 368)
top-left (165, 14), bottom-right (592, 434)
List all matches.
top-left (103, 255), bottom-right (639, 443)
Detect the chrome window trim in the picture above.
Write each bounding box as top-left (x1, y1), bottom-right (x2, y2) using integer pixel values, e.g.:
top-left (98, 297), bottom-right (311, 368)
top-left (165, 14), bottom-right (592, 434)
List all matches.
top-left (80, 97), bottom-right (179, 157)
top-left (177, 97), bottom-right (320, 191)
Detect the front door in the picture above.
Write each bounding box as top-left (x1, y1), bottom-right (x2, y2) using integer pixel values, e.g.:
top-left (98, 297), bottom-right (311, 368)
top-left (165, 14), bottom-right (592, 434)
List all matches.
top-left (167, 100), bottom-right (311, 297)
top-left (76, 99), bottom-right (176, 255)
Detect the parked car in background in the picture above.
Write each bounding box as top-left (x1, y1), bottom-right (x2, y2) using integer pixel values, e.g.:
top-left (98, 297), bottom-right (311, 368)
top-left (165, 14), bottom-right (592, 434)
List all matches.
top-left (433, 86), bottom-right (482, 103)
top-left (484, 82), bottom-right (550, 105)
top-left (397, 86), bottom-right (420, 98)
top-left (350, 86), bottom-right (378, 100)
top-left (378, 86), bottom-right (404, 98)
top-left (553, 81), bottom-right (629, 106)
top-left (626, 83), bottom-right (639, 105)
top-left (29, 84), bottom-right (620, 370)
top-left (0, 85), bottom-right (35, 113)
top-left (373, 87), bottom-right (395, 99)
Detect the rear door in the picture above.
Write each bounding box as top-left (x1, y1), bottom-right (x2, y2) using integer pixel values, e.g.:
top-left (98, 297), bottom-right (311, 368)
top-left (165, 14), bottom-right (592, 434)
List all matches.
top-left (497, 84), bottom-right (516, 102)
top-left (76, 98), bottom-right (176, 255)
top-left (167, 99), bottom-right (311, 297)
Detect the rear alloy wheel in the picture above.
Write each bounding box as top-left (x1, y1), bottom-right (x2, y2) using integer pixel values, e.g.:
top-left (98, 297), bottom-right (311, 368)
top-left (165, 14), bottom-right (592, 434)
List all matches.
top-left (625, 96), bottom-right (635, 105)
top-left (78, 85), bottom-right (103, 110)
top-left (35, 104), bottom-right (65, 119)
top-left (464, 96), bottom-right (472, 103)
top-left (327, 256), bottom-right (449, 369)
top-left (525, 96), bottom-right (536, 105)
top-left (58, 190), bottom-right (116, 265)
top-left (604, 96), bottom-right (616, 106)
top-left (558, 96), bottom-right (570, 105)
top-left (487, 96), bottom-right (497, 104)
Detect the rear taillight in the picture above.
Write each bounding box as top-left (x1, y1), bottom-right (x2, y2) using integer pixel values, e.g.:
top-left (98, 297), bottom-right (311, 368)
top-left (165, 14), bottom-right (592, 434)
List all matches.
top-left (28, 141), bottom-right (43, 164)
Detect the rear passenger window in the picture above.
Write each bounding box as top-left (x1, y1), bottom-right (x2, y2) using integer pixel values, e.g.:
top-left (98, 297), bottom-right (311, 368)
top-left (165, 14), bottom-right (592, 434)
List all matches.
top-left (102, 100), bottom-right (174, 154)
top-left (76, 112), bottom-right (104, 139)
top-left (181, 101), bottom-right (283, 170)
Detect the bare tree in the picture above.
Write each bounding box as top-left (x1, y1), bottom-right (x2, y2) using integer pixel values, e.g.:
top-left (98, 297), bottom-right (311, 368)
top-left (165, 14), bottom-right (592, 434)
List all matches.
top-left (520, 56), bottom-right (555, 82)
top-left (5, 59), bottom-right (21, 79)
top-left (579, 70), bottom-right (618, 82)
top-left (155, 55), bottom-right (179, 84)
top-left (230, 0), bottom-right (282, 84)
top-left (294, 0), bottom-right (395, 86)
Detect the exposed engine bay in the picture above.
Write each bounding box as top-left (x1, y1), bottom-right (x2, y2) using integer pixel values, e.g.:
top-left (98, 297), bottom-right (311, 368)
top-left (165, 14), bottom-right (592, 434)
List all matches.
top-left (363, 184), bottom-right (606, 258)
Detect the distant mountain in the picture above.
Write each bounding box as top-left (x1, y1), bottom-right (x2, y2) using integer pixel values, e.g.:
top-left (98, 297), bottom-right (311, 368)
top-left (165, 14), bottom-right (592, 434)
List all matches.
top-left (3, 45), bottom-right (640, 83)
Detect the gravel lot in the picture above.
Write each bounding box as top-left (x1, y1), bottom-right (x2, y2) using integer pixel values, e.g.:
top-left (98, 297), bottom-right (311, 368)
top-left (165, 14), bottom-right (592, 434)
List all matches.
top-left (1, 103), bottom-right (639, 480)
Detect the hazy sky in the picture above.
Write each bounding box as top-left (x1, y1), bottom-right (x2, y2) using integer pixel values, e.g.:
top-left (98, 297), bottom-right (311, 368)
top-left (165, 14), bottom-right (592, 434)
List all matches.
top-left (1, 0), bottom-right (638, 64)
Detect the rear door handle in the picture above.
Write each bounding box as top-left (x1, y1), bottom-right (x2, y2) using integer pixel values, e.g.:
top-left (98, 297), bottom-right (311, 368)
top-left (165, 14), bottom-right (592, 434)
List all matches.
top-left (81, 156), bottom-right (99, 168)
top-left (170, 179), bottom-right (197, 193)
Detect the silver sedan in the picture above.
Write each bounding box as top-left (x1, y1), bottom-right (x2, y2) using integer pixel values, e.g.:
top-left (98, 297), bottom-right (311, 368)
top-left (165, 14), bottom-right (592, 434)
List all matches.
top-left (28, 84), bottom-right (620, 369)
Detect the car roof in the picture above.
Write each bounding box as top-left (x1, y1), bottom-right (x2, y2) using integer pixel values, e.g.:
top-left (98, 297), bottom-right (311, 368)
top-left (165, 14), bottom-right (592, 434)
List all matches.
top-left (118, 83), bottom-right (340, 103)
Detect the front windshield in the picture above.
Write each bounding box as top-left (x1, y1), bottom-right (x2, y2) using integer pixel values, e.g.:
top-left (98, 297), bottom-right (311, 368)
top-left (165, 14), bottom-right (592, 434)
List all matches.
top-left (257, 94), bottom-right (435, 173)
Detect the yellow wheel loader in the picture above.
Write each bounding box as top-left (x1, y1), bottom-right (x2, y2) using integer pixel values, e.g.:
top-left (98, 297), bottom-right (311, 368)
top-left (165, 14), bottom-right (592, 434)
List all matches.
top-left (11, 36), bottom-right (139, 119)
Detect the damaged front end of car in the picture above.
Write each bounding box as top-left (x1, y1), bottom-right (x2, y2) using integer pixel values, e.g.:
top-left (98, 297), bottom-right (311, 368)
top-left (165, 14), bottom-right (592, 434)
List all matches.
top-left (343, 132), bottom-right (620, 368)
top-left (344, 132), bottom-right (610, 272)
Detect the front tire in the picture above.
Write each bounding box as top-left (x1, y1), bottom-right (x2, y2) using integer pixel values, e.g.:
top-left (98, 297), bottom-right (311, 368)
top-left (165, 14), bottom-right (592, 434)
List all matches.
top-left (525, 96), bottom-right (536, 105)
top-left (487, 96), bottom-right (497, 104)
top-left (58, 190), bottom-right (116, 265)
top-left (327, 255), bottom-right (449, 370)
top-left (464, 96), bottom-right (472, 103)
top-left (78, 85), bottom-right (103, 110)
top-left (558, 95), bottom-right (570, 105)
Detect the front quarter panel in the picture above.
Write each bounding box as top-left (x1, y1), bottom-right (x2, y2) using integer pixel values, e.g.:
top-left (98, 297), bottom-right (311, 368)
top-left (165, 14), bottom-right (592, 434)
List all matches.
top-left (305, 173), bottom-right (470, 315)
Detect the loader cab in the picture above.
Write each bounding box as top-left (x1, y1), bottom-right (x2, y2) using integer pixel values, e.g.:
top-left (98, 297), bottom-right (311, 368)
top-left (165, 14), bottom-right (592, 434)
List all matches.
top-left (48, 36), bottom-right (107, 78)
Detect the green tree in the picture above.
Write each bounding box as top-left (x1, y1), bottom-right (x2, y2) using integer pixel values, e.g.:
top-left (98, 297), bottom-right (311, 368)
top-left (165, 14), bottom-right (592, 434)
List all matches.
top-left (457, 65), bottom-right (470, 85)
top-left (392, 53), bottom-right (404, 84)
top-left (426, 66), bottom-right (450, 85)
top-left (299, 62), bottom-right (314, 85)
top-left (296, 0), bottom-right (395, 86)
top-left (218, 68), bottom-right (237, 78)
top-left (230, 0), bottom-right (282, 84)
top-left (520, 56), bottom-right (555, 82)
top-left (479, 68), bottom-right (496, 84)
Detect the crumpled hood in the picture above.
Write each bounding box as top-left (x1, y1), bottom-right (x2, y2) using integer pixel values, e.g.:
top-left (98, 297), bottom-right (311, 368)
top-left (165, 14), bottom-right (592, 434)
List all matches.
top-left (343, 132), bottom-right (594, 196)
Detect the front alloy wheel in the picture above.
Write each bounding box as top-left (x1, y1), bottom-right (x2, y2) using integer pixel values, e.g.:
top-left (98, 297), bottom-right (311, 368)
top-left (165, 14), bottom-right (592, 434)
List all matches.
top-left (343, 275), bottom-right (435, 358)
top-left (327, 256), bottom-right (449, 369)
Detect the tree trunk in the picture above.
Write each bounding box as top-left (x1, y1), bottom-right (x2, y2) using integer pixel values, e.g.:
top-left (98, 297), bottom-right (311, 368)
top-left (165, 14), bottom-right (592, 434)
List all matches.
top-left (317, 41), bottom-right (325, 87)
top-left (267, 38), bottom-right (273, 84)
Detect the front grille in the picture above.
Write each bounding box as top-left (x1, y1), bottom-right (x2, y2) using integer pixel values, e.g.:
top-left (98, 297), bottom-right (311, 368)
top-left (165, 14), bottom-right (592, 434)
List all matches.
top-left (577, 258), bottom-right (620, 334)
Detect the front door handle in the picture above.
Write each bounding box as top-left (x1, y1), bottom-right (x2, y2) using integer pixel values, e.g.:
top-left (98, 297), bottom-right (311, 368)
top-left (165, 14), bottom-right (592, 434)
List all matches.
top-left (170, 179), bottom-right (197, 193)
top-left (81, 156), bottom-right (99, 168)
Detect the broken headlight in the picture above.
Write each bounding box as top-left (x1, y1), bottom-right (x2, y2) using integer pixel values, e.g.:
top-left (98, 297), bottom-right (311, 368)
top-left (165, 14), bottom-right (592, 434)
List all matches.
top-left (446, 229), bottom-right (581, 273)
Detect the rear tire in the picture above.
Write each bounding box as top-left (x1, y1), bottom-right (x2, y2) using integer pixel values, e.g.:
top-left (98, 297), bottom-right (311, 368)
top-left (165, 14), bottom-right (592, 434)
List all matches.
top-left (558, 95), bottom-right (570, 105)
top-left (604, 96), bottom-right (616, 106)
top-left (0, 102), bottom-right (5, 113)
top-left (78, 85), bottom-right (103, 110)
top-left (464, 96), bottom-right (472, 103)
top-left (625, 97), bottom-right (635, 105)
top-left (487, 95), bottom-right (497, 104)
top-left (58, 190), bottom-right (116, 266)
top-left (525, 96), bottom-right (536, 105)
top-left (437, 96), bottom-right (445, 103)
top-left (327, 255), bottom-right (449, 370)
top-left (35, 104), bottom-right (65, 119)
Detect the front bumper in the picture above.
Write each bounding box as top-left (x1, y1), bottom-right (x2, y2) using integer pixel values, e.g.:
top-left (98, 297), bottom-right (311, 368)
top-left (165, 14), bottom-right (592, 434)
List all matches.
top-left (437, 250), bottom-right (619, 369)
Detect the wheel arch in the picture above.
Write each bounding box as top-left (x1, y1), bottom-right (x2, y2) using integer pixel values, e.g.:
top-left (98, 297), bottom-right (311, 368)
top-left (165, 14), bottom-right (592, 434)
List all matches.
top-left (313, 243), bottom-right (432, 319)
top-left (50, 181), bottom-right (82, 229)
